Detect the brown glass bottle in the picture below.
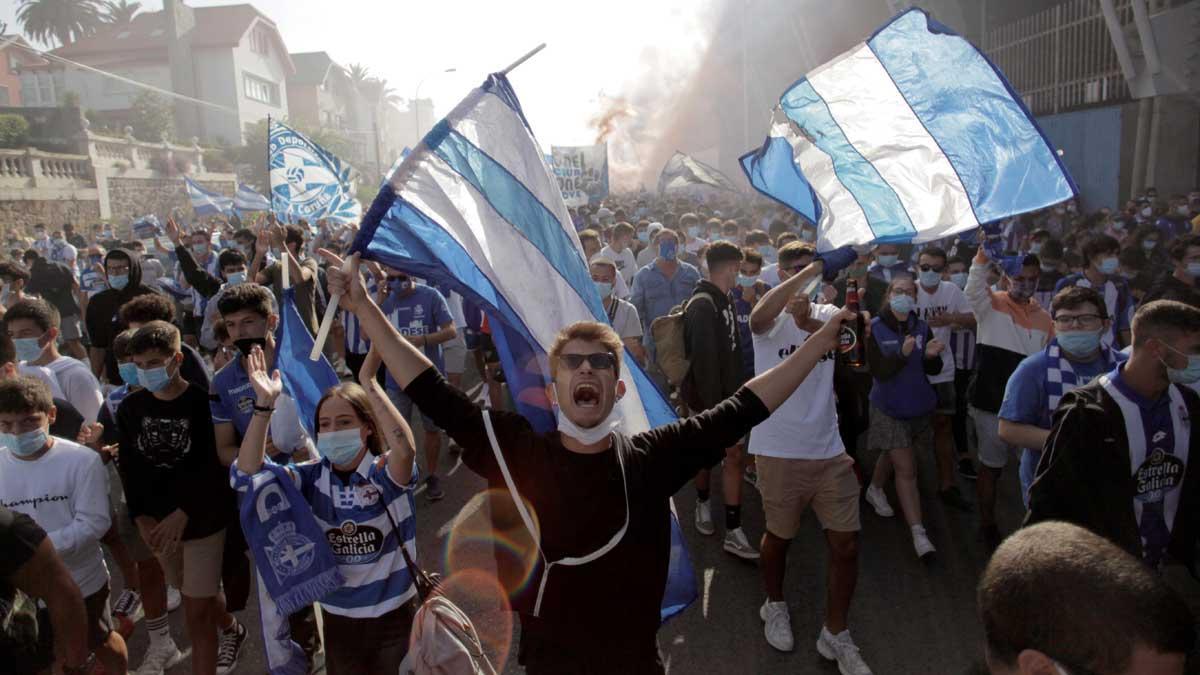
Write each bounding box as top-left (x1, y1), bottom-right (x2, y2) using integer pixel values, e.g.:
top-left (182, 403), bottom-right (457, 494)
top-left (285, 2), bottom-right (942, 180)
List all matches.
top-left (840, 279), bottom-right (867, 367)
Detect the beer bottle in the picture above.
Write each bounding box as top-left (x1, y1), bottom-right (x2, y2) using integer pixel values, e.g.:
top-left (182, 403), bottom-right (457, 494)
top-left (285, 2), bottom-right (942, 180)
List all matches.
top-left (840, 279), bottom-right (867, 367)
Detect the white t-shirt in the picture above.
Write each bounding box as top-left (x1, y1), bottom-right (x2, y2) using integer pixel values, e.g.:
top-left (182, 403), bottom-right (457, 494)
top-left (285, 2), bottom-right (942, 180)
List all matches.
top-left (759, 262), bottom-right (780, 286)
top-left (599, 245), bottom-right (639, 285)
top-left (749, 305), bottom-right (844, 460)
top-left (0, 438), bottom-right (111, 595)
top-left (18, 363), bottom-right (66, 400)
top-left (636, 245), bottom-right (657, 270)
top-left (915, 280), bottom-right (970, 384)
top-left (603, 297), bottom-right (643, 341)
top-left (445, 290), bottom-right (467, 329)
top-left (51, 240), bottom-right (78, 268)
top-left (44, 355), bottom-right (103, 423)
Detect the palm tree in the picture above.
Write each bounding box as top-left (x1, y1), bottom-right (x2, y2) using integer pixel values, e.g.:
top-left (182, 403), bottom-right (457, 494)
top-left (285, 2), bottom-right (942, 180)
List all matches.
top-left (347, 63), bottom-right (371, 90)
top-left (101, 0), bottom-right (140, 27)
top-left (17, 0), bottom-right (103, 47)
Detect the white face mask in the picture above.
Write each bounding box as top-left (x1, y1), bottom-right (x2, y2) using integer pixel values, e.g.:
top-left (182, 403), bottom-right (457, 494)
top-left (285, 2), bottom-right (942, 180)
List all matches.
top-left (551, 385), bottom-right (623, 445)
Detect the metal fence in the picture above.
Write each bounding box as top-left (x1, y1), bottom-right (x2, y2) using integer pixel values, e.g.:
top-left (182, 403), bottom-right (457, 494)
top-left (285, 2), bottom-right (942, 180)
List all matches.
top-left (985, 0), bottom-right (1173, 116)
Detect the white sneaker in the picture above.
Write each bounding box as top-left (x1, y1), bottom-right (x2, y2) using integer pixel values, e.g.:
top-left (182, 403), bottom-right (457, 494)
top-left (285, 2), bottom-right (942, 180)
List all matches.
top-left (166, 585), bottom-right (182, 612)
top-left (694, 500), bottom-right (714, 536)
top-left (759, 600), bottom-right (794, 652)
top-left (816, 626), bottom-right (873, 675)
top-left (723, 527), bottom-right (760, 560)
top-left (864, 485), bottom-right (894, 518)
top-left (912, 525), bottom-right (936, 560)
top-left (136, 639), bottom-right (186, 674)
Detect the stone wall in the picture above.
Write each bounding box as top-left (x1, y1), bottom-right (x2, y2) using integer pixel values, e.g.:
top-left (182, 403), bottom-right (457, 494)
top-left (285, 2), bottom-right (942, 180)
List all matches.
top-left (0, 198), bottom-right (101, 230)
top-left (106, 177), bottom-right (234, 224)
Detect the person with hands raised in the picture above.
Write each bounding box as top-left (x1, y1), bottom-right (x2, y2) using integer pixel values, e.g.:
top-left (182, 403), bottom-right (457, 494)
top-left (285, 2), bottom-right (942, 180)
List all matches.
top-left (232, 343), bottom-right (421, 675)
top-left (862, 276), bottom-right (944, 561)
top-left (318, 248), bottom-right (856, 674)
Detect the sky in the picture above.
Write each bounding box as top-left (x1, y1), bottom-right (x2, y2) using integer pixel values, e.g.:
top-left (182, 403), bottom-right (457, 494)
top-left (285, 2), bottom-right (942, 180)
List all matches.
top-left (1, 0), bottom-right (717, 149)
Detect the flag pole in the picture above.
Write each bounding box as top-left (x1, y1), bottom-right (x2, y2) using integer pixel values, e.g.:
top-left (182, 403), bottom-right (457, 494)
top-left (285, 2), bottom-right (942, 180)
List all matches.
top-left (309, 44), bottom-right (548, 361)
top-left (267, 116), bottom-right (290, 290)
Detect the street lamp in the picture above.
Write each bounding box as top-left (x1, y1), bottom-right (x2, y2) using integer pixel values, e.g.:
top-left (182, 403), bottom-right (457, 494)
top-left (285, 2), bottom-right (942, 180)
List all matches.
top-left (414, 67), bottom-right (456, 147)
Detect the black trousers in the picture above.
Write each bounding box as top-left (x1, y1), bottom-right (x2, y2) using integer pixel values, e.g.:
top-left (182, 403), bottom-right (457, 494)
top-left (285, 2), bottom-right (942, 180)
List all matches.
top-left (321, 601), bottom-right (414, 675)
top-left (519, 630), bottom-right (664, 675)
top-left (952, 368), bottom-right (973, 457)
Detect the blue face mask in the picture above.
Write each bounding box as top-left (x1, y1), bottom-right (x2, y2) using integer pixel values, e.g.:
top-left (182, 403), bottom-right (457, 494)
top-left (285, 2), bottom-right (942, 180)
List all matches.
top-left (137, 363), bottom-right (174, 393)
top-left (637, 232), bottom-right (649, 243)
top-left (658, 240), bottom-right (677, 261)
top-left (918, 269), bottom-right (941, 288)
top-left (192, 243), bottom-right (208, 257)
top-left (1162, 343), bottom-right (1200, 384)
top-left (226, 271), bottom-right (247, 285)
top-left (1056, 330), bottom-right (1102, 357)
top-left (889, 294), bottom-right (914, 316)
top-left (1, 427), bottom-right (49, 457)
top-left (1029, 242), bottom-right (1043, 255)
top-left (108, 273), bottom-right (129, 290)
top-left (13, 336), bottom-right (44, 363)
top-left (950, 272), bottom-right (968, 289)
top-left (737, 274), bottom-right (757, 288)
top-left (595, 281), bottom-right (613, 298)
top-left (317, 427), bottom-right (364, 466)
top-left (877, 254), bottom-right (899, 267)
top-left (1098, 257), bottom-right (1119, 275)
top-left (118, 362), bottom-right (141, 387)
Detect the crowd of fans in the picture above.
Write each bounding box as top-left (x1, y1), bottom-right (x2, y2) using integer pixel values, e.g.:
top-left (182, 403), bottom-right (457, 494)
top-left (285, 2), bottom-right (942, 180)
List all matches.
top-left (0, 184), bottom-right (1198, 675)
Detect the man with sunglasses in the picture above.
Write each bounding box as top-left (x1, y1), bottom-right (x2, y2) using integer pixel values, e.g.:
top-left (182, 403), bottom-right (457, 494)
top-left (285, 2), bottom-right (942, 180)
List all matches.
top-left (320, 248), bottom-right (856, 675)
top-left (997, 287), bottom-right (1125, 505)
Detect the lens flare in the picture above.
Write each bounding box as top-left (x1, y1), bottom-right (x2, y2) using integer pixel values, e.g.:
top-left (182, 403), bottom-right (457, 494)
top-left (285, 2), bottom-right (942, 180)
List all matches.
top-left (443, 488), bottom-right (542, 601)
top-left (429, 569), bottom-right (515, 671)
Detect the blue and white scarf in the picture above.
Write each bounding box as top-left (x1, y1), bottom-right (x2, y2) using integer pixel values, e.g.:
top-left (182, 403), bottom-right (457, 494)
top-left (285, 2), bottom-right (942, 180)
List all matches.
top-left (1045, 339), bottom-right (1119, 411)
top-left (232, 463), bottom-right (343, 675)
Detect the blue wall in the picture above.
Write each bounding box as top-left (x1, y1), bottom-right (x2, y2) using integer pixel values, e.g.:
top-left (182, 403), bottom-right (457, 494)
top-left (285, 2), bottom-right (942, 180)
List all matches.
top-left (1036, 105), bottom-right (1124, 211)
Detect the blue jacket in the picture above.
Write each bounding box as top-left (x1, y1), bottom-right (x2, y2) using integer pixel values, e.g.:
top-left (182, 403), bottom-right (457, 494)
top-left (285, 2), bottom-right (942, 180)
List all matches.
top-left (630, 259), bottom-right (701, 349)
top-left (868, 312), bottom-right (940, 420)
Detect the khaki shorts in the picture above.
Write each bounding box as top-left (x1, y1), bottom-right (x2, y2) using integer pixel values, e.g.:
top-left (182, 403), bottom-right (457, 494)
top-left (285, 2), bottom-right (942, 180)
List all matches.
top-left (756, 454), bottom-right (861, 538)
top-left (156, 528), bottom-right (226, 598)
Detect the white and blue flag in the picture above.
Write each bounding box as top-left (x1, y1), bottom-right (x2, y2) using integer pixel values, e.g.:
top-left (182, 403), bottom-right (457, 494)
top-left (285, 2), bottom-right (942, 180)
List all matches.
top-left (740, 8), bottom-right (1077, 251)
top-left (234, 182), bottom-right (271, 214)
top-left (269, 119), bottom-right (362, 225)
top-left (184, 176), bottom-right (233, 217)
top-left (350, 73), bottom-right (696, 622)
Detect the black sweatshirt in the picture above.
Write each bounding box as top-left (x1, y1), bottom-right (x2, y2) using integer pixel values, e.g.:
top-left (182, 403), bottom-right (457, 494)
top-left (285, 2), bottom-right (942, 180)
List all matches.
top-left (681, 279), bottom-right (745, 411)
top-left (405, 367), bottom-right (770, 653)
top-left (116, 384), bottom-right (234, 539)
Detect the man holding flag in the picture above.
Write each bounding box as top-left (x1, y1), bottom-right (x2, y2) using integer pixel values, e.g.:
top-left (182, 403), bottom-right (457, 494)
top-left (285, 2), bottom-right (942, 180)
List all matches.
top-left (321, 248), bottom-right (855, 673)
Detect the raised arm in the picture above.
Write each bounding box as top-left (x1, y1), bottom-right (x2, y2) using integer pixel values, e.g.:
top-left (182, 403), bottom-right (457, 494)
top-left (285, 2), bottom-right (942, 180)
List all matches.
top-left (746, 306), bottom-right (853, 412)
top-left (749, 260), bottom-right (824, 335)
top-left (358, 346), bottom-right (416, 485)
top-left (964, 247), bottom-right (995, 318)
top-left (233, 345), bottom-right (280, 475)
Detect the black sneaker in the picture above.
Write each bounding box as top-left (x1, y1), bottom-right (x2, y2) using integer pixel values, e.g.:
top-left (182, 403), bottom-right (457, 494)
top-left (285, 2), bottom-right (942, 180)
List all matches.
top-left (425, 475), bottom-right (445, 502)
top-left (939, 486), bottom-right (973, 512)
top-left (957, 458), bottom-right (978, 480)
top-left (216, 619), bottom-right (247, 674)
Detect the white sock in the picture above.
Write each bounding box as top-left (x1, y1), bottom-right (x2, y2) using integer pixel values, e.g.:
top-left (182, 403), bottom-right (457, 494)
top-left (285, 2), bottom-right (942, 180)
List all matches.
top-left (146, 613), bottom-right (171, 646)
top-left (911, 524), bottom-right (926, 536)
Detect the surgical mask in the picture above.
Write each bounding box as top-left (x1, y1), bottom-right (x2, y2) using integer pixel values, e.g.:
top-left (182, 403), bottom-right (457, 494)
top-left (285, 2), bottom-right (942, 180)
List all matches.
top-left (877, 254), bottom-right (899, 267)
top-left (191, 243), bottom-right (207, 257)
top-left (737, 274), bottom-right (756, 288)
top-left (1162, 344), bottom-right (1200, 384)
top-left (1142, 240), bottom-right (1158, 251)
top-left (949, 272), bottom-right (967, 289)
top-left (1029, 242), bottom-right (1043, 255)
top-left (102, 230), bottom-right (113, 239)
top-left (1041, 262), bottom-right (1058, 272)
top-left (918, 269), bottom-right (941, 288)
top-left (1098, 257), bottom-right (1119, 275)
top-left (34, 231), bottom-right (45, 239)
top-left (1141, 206), bottom-right (1152, 217)
top-left (551, 386), bottom-right (623, 445)
top-left (1178, 205), bottom-right (1191, 216)
top-left (637, 231), bottom-right (649, 243)
top-left (241, 244), bottom-right (254, 258)
top-left (595, 281), bottom-right (613, 298)
top-left (1186, 262), bottom-right (1200, 277)
top-left (757, 245), bottom-right (776, 261)
top-left (687, 226), bottom-right (701, 238)
top-left (1056, 330), bottom-right (1101, 357)
top-left (1009, 279), bottom-right (1037, 300)
top-left (108, 273), bottom-right (129, 290)
top-left (137, 363), bottom-right (174, 392)
top-left (118, 362), bottom-right (141, 387)
top-left (1, 428), bottom-right (49, 458)
top-left (317, 428), bottom-right (365, 465)
top-left (889, 294), bottom-right (914, 315)
top-left (658, 240), bottom-right (677, 261)
top-left (226, 271), bottom-right (247, 285)
top-left (234, 336), bottom-right (268, 358)
top-left (13, 336), bottom-right (43, 362)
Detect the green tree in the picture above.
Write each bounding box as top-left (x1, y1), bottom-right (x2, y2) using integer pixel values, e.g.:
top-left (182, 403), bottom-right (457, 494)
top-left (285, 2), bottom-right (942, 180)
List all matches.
top-left (17, 0), bottom-right (103, 47)
top-left (101, 0), bottom-right (140, 26)
top-left (128, 90), bottom-right (173, 141)
top-left (0, 115), bottom-right (31, 148)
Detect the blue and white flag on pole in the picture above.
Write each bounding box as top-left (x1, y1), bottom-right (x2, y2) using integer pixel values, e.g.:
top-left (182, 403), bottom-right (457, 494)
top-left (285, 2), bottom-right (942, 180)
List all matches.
top-left (350, 73), bottom-right (696, 622)
top-left (275, 288), bottom-right (339, 439)
top-left (269, 119), bottom-right (362, 225)
top-left (740, 8), bottom-right (1076, 252)
top-left (234, 183), bottom-right (271, 214)
top-left (184, 176), bottom-right (233, 217)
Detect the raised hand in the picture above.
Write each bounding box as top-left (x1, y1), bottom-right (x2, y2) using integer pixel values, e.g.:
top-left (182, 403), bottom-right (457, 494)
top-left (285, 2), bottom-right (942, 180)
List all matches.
top-left (246, 345), bottom-right (282, 406)
top-left (165, 217), bottom-right (182, 246)
top-left (318, 250), bottom-right (369, 314)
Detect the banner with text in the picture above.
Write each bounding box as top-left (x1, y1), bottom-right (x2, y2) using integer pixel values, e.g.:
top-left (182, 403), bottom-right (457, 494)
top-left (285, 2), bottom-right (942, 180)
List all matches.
top-left (550, 143), bottom-right (608, 207)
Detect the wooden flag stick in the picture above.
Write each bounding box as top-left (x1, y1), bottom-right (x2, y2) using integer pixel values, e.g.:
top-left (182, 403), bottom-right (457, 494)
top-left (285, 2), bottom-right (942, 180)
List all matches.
top-left (501, 43), bottom-right (546, 75)
top-left (309, 254), bottom-right (351, 361)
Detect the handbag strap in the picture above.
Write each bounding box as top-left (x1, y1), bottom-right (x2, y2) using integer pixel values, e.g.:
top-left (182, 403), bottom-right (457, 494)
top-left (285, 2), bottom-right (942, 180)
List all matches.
top-left (381, 493), bottom-right (437, 604)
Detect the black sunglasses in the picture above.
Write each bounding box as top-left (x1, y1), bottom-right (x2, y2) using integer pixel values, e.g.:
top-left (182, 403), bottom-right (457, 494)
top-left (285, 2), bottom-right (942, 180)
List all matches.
top-left (559, 352), bottom-right (617, 371)
top-left (918, 264), bottom-right (943, 272)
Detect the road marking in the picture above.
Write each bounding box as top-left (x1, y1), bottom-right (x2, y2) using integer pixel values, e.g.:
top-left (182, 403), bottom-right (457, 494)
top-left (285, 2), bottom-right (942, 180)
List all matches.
top-left (702, 567), bottom-right (714, 618)
top-left (437, 494), bottom-right (485, 539)
top-left (447, 455), bottom-right (464, 476)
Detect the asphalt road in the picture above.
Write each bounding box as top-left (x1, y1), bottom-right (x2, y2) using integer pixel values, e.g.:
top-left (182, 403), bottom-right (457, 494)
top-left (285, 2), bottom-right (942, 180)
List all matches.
top-left (112, 382), bottom-right (1200, 675)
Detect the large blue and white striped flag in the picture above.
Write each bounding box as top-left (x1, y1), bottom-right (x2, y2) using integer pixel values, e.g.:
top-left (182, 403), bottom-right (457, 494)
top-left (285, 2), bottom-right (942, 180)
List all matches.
top-left (269, 119), bottom-right (362, 225)
top-left (184, 176), bottom-right (233, 217)
top-left (350, 73), bottom-right (695, 621)
top-left (741, 8), bottom-right (1077, 252)
top-left (234, 182), bottom-right (271, 214)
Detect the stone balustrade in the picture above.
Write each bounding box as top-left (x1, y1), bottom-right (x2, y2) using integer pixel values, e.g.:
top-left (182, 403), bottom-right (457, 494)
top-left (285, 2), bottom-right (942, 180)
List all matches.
top-left (0, 148), bottom-right (94, 188)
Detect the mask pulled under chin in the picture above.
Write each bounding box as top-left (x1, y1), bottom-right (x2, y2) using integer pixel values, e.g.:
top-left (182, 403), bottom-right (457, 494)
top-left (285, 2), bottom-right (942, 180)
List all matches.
top-left (556, 406), bottom-right (622, 446)
top-left (234, 337), bottom-right (268, 358)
